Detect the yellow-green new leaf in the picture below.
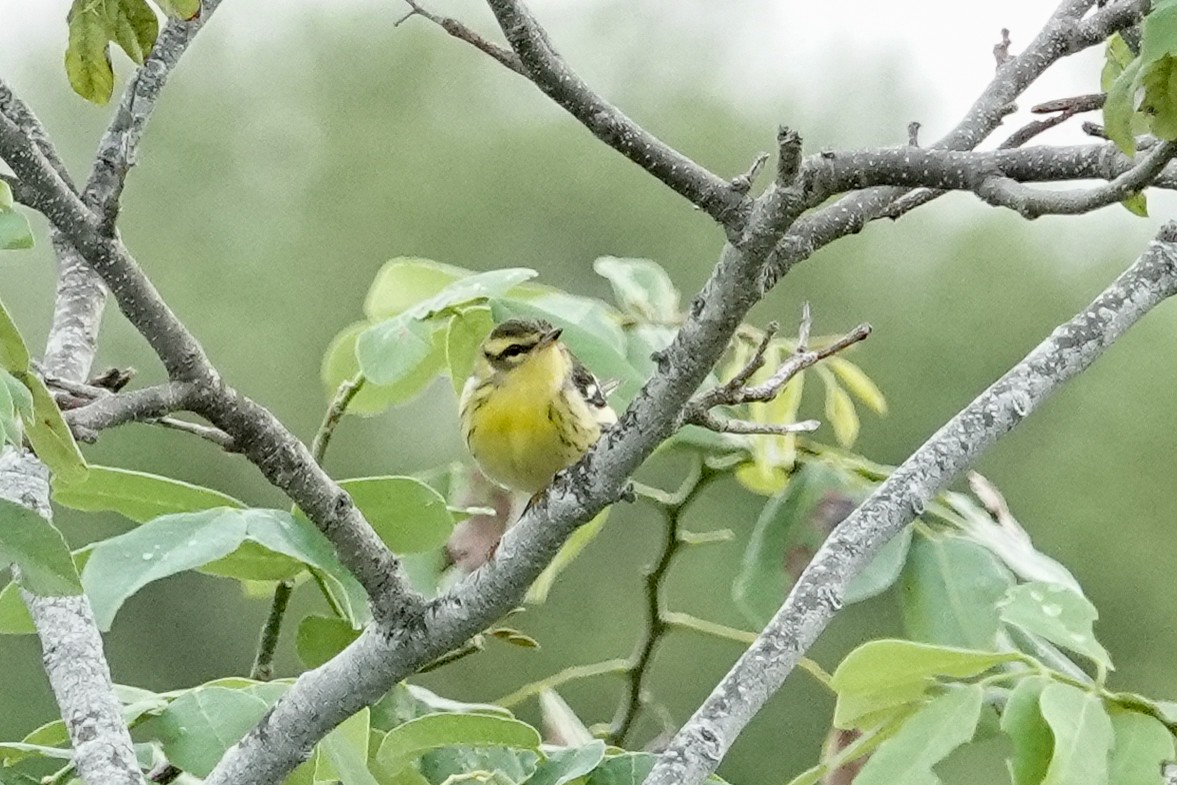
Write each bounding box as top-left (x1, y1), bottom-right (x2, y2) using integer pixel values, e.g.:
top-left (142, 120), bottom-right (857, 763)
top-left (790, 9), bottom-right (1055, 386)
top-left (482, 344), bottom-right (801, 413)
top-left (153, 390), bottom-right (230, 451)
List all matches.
top-left (829, 357), bottom-right (887, 414)
top-left (0, 296), bottom-right (30, 371)
top-left (65, 0), bottom-right (115, 105)
top-left (825, 380), bottom-right (859, 448)
top-left (104, 0), bottom-right (159, 64)
top-left (152, 0), bottom-right (200, 19)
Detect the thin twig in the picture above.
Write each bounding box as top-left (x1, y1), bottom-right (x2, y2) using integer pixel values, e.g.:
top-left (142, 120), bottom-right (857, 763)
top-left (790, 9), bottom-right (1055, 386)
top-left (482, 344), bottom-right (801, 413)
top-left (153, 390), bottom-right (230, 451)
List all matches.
top-left (153, 417), bottom-right (236, 450)
top-left (609, 463), bottom-right (715, 746)
top-left (396, 0), bottom-right (525, 74)
top-left (494, 658), bottom-right (631, 709)
top-left (250, 375), bottom-right (367, 681)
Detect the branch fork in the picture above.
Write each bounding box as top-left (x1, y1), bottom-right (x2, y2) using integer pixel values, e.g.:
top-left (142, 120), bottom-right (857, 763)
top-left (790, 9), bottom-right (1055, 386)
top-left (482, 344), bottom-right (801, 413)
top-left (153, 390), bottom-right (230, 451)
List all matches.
top-left (680, 306), bottom-right (871, 436)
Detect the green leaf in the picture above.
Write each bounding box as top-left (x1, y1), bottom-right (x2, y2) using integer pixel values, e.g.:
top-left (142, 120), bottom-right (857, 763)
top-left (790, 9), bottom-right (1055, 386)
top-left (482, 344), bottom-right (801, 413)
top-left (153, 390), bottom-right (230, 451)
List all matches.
top-left (0, 742), bottom-right (74, 761)
top-left (417, 746), bottom-right (539, 785)
top-left (321, 322), bottom-right (444, 415)
top-left (0, 497), bottom-right (82, 596)
top-left (854, 685), bottom-right (984, 785)
top-left (104, 0), bottom-right (159, 65)
top-left (151, 0), bottom-right (200, 20)
top-left (1039, 682), bottom-right (1114, 785)
top-left (1141, 55), bottom-right (1177, 139)
top-left (0, 371), bottom-right (21, 448)
top-left (828, 357), bottom-right (887, 415)
top-left (376, 714), bottom-right (542, 776)
top-left (65, 0), bottom-right (115, 105)
top-left (899, 532), bottom-right (1014, 649)
top-left (0, 211), bottom-right (34, 251)
top-left (1105, 58), bottom-right (1145, 155)
top-left (823, 375), bottom-right (859, 448)
top-left (1103, 34), bottom-right (1137, 93)
top-left (356, 315), bottom-right (438, 386)
top-left (830, 639), bottom-right (1021, 729)
top-left (296, 614), bottom-right (360, 669)
top-left (490, 297), bottom-right (641, 403)
top-left (0, 181), bottom-right (10, 211)
top-left (332, 476), bottom-right (454, 553)
top-left (51, 465), bottom-right (245, 522)
top-left (733, 462), bottom-right (853, 627)
top-left (1121, 192), bottom-right (1149, 217)
top-left (146, 686), bottom-right (278, 777)
top-left (844, 525), bottom-right (912, 604)
top-left (998, 581), bottom-right (1113, 670)
top-left (527, 508), bottom-right (610, 603)
top-left (583, 753), bottom-right (656, 785)
top-left (446, 307), bottom-right (495, 394)
top-left (410, 268), bottom-right (539, 321)
top-left (200, 539), bottom-right (304, 582)
top-left (0, 579), bottom-right (33, 634)
top-left (1141, 0), bottom-right (1177, 68)
top-left (1108, 711), bottom-right (1175, 785)
top-left (82, 507), bottom-right (250, 629)
top-left (527, 741), bottom-right (606, 785)
top-left (316, 709), bottom-right (380, 785)
top-left (18, 371), bottom-right (89, 483)
top-left (592, 256), bottom-right (680, 321)
top-left (1001, 676), bottom-right (1053, 785)
top-left (0, 296), bottom-right (30, 371)
top-left (364, 258), bottom-right (473, 321)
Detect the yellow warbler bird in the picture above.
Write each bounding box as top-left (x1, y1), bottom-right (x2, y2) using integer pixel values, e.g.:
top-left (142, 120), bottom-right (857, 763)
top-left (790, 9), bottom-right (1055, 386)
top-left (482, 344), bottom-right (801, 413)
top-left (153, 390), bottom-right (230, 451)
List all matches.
top-left (459, 318), bottom-right (617, 496)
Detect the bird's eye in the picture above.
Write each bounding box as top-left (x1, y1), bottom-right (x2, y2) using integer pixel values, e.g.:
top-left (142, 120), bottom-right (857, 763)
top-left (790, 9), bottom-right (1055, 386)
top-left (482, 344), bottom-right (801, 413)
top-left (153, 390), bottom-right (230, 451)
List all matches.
top-left (499, 343), bottom-right (529, 359)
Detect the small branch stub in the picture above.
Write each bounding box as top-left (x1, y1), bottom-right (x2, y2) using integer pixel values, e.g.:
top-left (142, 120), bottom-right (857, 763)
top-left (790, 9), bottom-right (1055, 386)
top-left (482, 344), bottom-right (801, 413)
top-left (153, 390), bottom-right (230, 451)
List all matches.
top-left (776, 127), bottom-right (803, 185)
top-left (681, 307), bottom-right (871, 436)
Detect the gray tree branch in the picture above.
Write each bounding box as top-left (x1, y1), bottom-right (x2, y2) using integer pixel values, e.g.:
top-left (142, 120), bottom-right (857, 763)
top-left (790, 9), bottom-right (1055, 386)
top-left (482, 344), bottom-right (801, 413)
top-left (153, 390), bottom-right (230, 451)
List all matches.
top-left (0, 87), bottom-right (417, 623)
top-left (480, 0), bottom-right (750, 231)
top-left (0, 450), bottom-right (143, 785)
top-left (643, 223), bottom-right (1177, 785)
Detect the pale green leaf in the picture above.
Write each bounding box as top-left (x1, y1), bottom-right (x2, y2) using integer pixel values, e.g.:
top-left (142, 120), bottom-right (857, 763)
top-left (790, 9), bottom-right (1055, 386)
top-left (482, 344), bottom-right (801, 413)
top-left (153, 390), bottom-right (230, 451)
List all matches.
top-left (321, 322), bottom-right (443, 415)
top-left (326, 476), bottom-right (454, 554)
top-left (0, 497), bottom-right (82, 596)
top-left (1001, 676), bottom-right (1053, 785)
top-left (356, 315), bottom-right (437, 386)
top-left (446, 306), bottom-right (494, 395)
top-left (364, 258), bottom-right (473, 321)
top-left (823, 376), bottom-right (859, 448)
top-left (899, 532), bottom-right (1014, 649)
top-left (316, 709), bottom-right (379, 785)
top-left (0, 296), bottom-right (30, 371)
top-left (51, 465), bottom-right (244, 522)
top-left (82, 507), bottom-right (249, 629)
top-left (527, 741), bottom-right (605, 785)
top-left (592, 256), bottom-right (680, 322)
top-left (18, 371), bottom-right (88, 483)
top-left (1121, 192), bottom-right (1148, 217)
top-left (1105, 59), bottom-right (1145, 155)
top-left (1039, 682), bottom-right (1114, 785)
top-left (1108, 711), bottom-right (1175, 785)
top-left (146, 686), bottom-right (277, 777)
top-left (854, 685), bottom-right (984, 785)
top-left (296, 614), bottom-right (360, 669)
top-left (376, 714), bottom-right (541, 776)
top-left (844, 525), bottom-right (911, 604)
top-left (998, 581), bottom-right (1113, 670)
top-left (0, 211), bottom-right (34, 251)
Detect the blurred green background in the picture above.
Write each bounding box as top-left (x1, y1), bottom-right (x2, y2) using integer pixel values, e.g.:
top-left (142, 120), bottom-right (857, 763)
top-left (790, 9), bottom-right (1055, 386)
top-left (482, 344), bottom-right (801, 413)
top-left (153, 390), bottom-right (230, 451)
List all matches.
top-left (2, 2), bottom-right (1176, 784)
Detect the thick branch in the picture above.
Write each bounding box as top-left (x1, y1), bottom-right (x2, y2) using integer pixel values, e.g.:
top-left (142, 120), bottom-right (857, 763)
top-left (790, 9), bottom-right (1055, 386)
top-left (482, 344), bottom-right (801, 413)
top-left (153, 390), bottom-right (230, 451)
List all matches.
top-left (477, 0), bottom-right (748, 230)
top-left (0, 80), bottom-right (415, 623)
top-left (0, 451), bottom-right (144, 785)
top-left (644, 226), bottom-right (1177, 785)
top-left (43, 0), bottom-right (228, 383)
top-left (65, 382), bottom-right (197, 441)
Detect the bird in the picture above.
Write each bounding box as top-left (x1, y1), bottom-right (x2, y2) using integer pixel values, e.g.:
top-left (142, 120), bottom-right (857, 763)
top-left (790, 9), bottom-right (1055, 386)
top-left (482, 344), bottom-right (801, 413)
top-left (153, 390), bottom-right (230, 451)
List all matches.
top-left (459, 318), bottom-right (617, 497)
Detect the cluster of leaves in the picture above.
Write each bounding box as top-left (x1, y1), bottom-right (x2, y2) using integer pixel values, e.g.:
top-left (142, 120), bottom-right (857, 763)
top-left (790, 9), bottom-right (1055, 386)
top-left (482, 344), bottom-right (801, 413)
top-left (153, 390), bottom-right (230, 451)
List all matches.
top-left (1103, 0), bottom-right (1177, 157)
top-left (0, 671), bottom-right (710, 785)
top-left (63, 0), bottom-right (200, 105)
top-left (735, 459), bottom-right (1177, 785)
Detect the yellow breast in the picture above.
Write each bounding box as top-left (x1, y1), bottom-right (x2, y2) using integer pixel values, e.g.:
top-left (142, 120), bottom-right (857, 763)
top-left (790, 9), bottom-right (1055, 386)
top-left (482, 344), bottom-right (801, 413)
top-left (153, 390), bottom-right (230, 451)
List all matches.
top-left (460, 347), bottom-right (601, 494)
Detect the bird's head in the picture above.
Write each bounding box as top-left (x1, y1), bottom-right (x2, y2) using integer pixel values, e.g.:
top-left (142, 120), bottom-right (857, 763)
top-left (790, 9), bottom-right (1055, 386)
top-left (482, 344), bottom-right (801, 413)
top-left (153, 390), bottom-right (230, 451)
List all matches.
top-left (480, 318), bottom-right (563, 371)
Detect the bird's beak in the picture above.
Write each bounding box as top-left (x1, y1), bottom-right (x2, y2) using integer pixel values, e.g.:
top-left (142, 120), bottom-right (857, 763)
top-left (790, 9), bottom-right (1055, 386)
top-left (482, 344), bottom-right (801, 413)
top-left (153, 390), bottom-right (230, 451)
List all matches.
top-left (538, 327), bottom-right (563, 349)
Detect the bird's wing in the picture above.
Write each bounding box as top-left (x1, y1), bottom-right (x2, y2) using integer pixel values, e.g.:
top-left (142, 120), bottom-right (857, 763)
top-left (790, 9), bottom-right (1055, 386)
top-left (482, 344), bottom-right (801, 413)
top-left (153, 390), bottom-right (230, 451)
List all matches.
top-left (568, 353), bottom-right (612, 410)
